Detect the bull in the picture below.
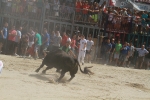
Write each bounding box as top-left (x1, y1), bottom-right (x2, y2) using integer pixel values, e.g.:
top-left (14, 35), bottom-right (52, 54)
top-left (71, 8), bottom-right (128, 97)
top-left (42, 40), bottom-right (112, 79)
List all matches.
top-left (35, 49), bottom-right (85, 82)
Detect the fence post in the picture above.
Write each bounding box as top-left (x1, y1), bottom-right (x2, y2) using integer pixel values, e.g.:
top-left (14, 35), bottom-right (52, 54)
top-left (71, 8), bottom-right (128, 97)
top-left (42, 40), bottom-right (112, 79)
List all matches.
top-left (71, 11), bottom-right (75, 35)
top-left (40, 6), bottom-right (46, 34)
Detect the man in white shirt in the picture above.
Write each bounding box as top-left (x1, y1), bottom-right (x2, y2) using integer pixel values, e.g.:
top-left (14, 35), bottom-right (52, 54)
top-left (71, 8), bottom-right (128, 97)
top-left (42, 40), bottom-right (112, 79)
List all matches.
top-left (14, 26), bottom-right (22, 56)
top-left (78, 34), bottom-right (87, 65)
top-left (86, 36), bottom-right (94, 63)
top-left (135, 45), bottom-right (149, 69)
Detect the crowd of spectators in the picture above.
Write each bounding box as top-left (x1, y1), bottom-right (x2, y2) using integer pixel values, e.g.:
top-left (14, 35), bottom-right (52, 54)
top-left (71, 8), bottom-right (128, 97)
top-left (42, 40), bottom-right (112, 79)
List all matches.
top-left (1, 0), bottom-right (150, 34)
top-left (0, 22), bottom-right (95, 64)
top-left (100, 38), bottom-right (150, 70)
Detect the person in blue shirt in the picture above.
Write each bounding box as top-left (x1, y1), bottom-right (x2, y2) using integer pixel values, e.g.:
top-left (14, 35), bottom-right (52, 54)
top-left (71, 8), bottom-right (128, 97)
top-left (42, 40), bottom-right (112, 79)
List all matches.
top-left (104, 38), bottom-right (112, 65)
top-left (42, 28), bottom-right (50, 58)
top-left (109, 38), bottom-right (115, 64)
top-left (119, 42), bottom-right (130, 67)
top-left (0, 22), bottom-right (8, 54)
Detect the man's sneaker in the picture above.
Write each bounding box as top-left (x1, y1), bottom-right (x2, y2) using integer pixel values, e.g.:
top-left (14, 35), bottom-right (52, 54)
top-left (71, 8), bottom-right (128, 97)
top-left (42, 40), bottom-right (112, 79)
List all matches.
top-left (14, 53), bottom-right (18, 56)
top-left (126, 65), bottom-right (129, 68)
top-left (23, 56), bottom-right (26, 58)
top-left (89, 61), bottom-right (91, 64)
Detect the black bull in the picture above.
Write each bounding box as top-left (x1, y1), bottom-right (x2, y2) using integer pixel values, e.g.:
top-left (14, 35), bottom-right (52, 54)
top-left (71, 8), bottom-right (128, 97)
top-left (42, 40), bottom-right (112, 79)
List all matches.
top-left (35, 49), bottom-right (84, 82)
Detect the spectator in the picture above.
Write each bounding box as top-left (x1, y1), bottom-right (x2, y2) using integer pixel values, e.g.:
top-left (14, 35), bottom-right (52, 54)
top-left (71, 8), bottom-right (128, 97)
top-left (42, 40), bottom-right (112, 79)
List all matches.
top-left (104, 38), bottom-right (112, 65)
top-left (75, 0), bottom-right (82, 21)
top-left (126, 43), bottom-right (135, 67)
top-left (144, 47), bottom-right (150, 70)
top-left (21, 32), bottom-right (29, 57)
top-left (60, 3), bottom-right (67, 19)
top-left (6, 0), bottom-right (12, 14)
top-left (119, 42), bottom-right (130, 67)
top-left (88, 4), bottom-right (94, 23)
top-left (0, 22), bottom-right (8, 54)
top-left (61, 32), bottom-right (68, 46)
top-left (135, 45), bottom-right (149, 69)
top-left (28, 0), bottom-right (34, 18)
top-left (93, 2), bottom-right (99, 23)
top-left (60, 41), bottom-right (76, 58)
top-left (42, 28), bottom-right (50, 59)
top-left (7, 26), bottom-right (17, 55)
top-left (45, 0), bottom-right (50, 17)
top-left (82, 1), bottom-right (89, 22)
top-left (53, 0), bottom-right (60, 17)
top-left (67, 3), bottom-right (74, 20)
top-left (78, 34), bottom-right (87, 65)
top-left (49, 31), bottom-right (55, 52)
top-left (109, 38), bottom-right (115, 64)
top-left (28, 27), bottom-right (35, 53)
top-left (1, 0), bottom-right (7, 13)
top-left (34, 29), bottom-right (42, 60)
top-left (14, 26), bottom-right (22, 56)
top-left (32, 3), bottom-right (37, 19)
top-left (141, 11), bottom-right (148, 34)
top-left (36, 0), bottom-right (44, 19)
top-left (114, 40), bottom-right (122, 66)
top-left (53, 31), bottom-right (62, 50)
top-left (71, 34), bottom-right (77, 54)
top-left (86, 36), bottom-right (94, 63)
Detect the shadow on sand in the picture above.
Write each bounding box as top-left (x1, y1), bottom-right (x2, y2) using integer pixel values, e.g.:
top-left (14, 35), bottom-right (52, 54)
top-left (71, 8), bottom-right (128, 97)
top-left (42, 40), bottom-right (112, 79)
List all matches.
top-left (29, 73), bottom-right (67, 83)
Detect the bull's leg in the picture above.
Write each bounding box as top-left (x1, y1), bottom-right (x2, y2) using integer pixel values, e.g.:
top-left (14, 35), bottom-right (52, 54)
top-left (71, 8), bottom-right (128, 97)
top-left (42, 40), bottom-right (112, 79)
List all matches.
top-left (35, 63), bottom-right (44, 73)
top-left (56, 70), bottom-right (66, 82)
top-left (42, 66), bottom-right (53, 74)
top-left (67, 73), bottom-right (75, 82)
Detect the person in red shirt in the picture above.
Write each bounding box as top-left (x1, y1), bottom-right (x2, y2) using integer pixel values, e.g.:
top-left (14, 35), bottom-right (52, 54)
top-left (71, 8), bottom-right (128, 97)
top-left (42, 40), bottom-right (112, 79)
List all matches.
top-left (75, 0), bottom-right (82, 21)
top-left (82, 1), bottom-right (89, 22)
top-left (71, 34), bottom-right (78, 54)
top-left (61, 32), bottom-right (68, 46)
top-left (7, 26), bottom-right (17, 55)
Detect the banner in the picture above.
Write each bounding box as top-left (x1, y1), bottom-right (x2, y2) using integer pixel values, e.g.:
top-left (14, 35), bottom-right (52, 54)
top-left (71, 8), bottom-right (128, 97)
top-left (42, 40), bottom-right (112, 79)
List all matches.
top-left (133, 1), bottom-right (150, 12)
top-left (99, 0), bottom-right (109, 6)
top-left (110, 0), bottom-right (150, 12)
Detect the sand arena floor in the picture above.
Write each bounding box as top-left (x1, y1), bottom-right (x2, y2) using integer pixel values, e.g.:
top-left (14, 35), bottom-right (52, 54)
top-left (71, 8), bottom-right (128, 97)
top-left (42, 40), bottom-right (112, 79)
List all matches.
top-left (0, 55), bottom-right (150, 100)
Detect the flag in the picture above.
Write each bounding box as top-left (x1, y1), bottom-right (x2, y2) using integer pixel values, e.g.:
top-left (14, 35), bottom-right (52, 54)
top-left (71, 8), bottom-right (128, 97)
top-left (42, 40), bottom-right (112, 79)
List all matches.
top-left (109, 0), bottom-right (116, 6)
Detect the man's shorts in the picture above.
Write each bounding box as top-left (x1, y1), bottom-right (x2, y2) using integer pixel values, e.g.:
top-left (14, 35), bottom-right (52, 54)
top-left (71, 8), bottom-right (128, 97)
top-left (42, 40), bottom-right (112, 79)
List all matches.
top-left (21, 42), bottom-right (28, 50)
top-left (34, 44), bottom-right (41, 52)
top-left (42, 45), bottom-right (49, 52)
top-left (128, 56), bottom-right (133, 62)
top-left (119, 54), bottom-right (127, 62)
top-left (86, 50), bottom-right (91, 55)
top-left (114, 53), bottom-right (120, 59)
top-left (14, 42), bottom-right (19, 48)
top-left (29, 42), bottom-right (34, 48)
top-left (0, 38), bottom-right (4, 43)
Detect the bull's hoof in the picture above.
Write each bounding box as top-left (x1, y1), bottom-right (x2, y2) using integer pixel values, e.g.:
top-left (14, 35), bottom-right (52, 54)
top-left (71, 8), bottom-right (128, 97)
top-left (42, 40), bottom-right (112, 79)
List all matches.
top-left (56, 79), bottom-right (60, 83)
top-left (42, 70), bottom-right (46, 74)
top-left (65, 80), bottom-right (70, 83)
top-left (35, 69), bottom-right (39, 73)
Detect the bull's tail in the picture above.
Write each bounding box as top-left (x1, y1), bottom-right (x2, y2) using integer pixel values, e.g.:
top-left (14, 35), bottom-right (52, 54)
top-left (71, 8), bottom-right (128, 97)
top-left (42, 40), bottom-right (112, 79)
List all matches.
top-left (75, 59), bottom-right (84, 73)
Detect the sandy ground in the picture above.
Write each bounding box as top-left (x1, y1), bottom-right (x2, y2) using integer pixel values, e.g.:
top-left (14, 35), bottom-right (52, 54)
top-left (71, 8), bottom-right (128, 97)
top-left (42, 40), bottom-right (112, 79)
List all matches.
top-left (0, 55), bottom-right (150, 100)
